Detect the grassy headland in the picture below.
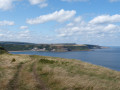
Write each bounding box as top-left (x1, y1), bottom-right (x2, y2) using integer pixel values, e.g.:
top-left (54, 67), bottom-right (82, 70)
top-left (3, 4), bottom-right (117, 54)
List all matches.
top-left (0, 53), bottom-right (120, 90)
top-left (0, 41), bottom-right (105, 52)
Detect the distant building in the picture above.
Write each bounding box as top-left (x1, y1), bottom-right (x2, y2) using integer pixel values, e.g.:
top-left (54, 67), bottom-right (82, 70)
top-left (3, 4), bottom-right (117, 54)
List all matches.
top-left (31, 47), bottom-right (46, 51)
top-left (51, 49), bottom-right (56, 52)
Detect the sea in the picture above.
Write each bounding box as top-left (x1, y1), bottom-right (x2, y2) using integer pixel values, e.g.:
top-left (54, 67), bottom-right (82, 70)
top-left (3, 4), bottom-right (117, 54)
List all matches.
top-left (10, 46), bottom-right (120, 71)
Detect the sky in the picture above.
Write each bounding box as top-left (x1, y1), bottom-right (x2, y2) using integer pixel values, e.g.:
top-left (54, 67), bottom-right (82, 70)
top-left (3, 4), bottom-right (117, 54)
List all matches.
top-left (0, 0), bottom-right (120, 46)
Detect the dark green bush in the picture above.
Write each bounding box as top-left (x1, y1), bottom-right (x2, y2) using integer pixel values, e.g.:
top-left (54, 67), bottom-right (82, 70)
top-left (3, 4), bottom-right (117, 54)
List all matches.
top-left (11, 58), bottom-right (16, 63)
top-left (39, 59), bottom-right (56, 64)
top-left (0, 47), bottom-right (8, 54)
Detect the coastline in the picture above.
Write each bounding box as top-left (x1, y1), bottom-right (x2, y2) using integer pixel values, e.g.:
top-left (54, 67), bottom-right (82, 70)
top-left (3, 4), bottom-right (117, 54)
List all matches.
top-left (9, 50), bottom-right (32, 52)
top-left (9, 49), bottom-right (91, 52)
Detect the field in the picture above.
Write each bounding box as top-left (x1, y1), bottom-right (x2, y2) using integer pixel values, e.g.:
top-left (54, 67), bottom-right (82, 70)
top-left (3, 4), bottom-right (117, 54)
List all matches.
top-left (0, 54), bottom-right (120, 90)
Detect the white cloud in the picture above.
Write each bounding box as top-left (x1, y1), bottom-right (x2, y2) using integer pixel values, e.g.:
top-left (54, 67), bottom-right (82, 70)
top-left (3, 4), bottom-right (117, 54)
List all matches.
top-left (0, 0), bottom-right (17, 11)
top-left (27, 9), bottom-right (76, 24)
top-left (73, 16), bottom-right (82, 22)
top-left (18, 30), bottom-right (30, 38)
top-left (56, 15), bottom-right (120, 40)
top-left (104, 24), bottom-right (118, 31)
top-left (0, 20), bottom-right (15, 26)
top-left (20, 26), bottom-right (28, 29)
top-left (29, 0), bottom-right (48, 8)
top-left (89, 14), bottom-right (120, 24)
top-left (0, 33), bottom-right (4, 37)
top-left (39, 3), bottom-right (48, 8)
top-left (0, 0), bottom-right (47, 11)
top-left (0, 28), bottom-right (31, 40)
top-left (61, 0), bottom-right (88, 2)
top-left (29, 0), bottom-right (45, 5)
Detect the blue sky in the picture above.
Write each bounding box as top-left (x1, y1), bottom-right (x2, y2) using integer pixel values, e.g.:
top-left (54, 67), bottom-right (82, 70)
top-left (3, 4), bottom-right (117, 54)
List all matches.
top-left (0, 0), bottom-right (120, 46)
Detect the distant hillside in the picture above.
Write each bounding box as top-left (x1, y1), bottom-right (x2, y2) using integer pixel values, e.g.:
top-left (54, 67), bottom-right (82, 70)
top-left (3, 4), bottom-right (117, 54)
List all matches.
top-left (0, 41), bottom-right (104, 52)
top-left (0, 41), bottom-right (34, 45)
top-left (0, 46), bottom-right (8, 54)
top-left (84, 44), bottom-right (103, 49)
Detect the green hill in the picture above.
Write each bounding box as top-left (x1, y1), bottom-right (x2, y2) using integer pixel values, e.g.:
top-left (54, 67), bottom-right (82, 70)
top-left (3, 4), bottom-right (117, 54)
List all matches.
top-left (0, 46), bottom-right (7, 54)
top-left (0, 54), bottom-right (120, 90)
top-left (0, 41), bottom-right (104, 51)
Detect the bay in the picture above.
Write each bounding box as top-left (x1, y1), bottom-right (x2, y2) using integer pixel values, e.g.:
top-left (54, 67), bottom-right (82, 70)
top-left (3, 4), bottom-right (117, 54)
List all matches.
top-left (10, 46), bottom-right (120, 71)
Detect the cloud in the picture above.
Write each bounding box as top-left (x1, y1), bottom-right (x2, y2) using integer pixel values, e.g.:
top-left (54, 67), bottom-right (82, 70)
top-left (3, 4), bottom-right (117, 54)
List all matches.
top-left (109, 0), bottom-right (120, 2)
top-left (39, 3), bottom-right (48, 8)
top-left (0, 33), bottom-right (4, 37)
top-left (0, 28), bottom-right (31, 40)
top-left (26, 9), bottom-right (76, 24)
top-left (20, 26), bottom-right (28, 29)
top-left (56, 15), bottom-right (120, 41)
top-left (89, 14), bottom-right (120, 24)
top-left (0, 0), bottom-right (47, 11)
top-left (29, 0), bottom-right (48, 8)
top-left (0, 0), bottom-right (17, 11)
top-left (61, 0), bottom-right (88, 2)
top-left (18, 30), bottom-right (30, 38)
top-left (0, 20), bottom-right (15, 26)
top-left (29, 0), bottom-right (45, 5)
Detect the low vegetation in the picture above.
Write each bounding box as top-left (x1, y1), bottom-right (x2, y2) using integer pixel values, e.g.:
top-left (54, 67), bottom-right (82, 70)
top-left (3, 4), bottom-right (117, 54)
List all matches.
top-left (0, 54), bottom-right (120, 90)
top-left (0, 46), bottom-right (8, 54)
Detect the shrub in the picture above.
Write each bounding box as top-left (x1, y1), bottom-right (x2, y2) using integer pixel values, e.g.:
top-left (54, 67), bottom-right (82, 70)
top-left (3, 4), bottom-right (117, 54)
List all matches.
top-left (39, 59), bottom-right (56, 64)
top-left (11, 58), bottom-right (16, 63)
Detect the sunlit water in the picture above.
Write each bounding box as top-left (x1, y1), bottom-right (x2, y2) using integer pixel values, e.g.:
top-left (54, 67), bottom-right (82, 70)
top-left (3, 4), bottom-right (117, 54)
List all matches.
top-left (10, 47), bottom-right (120, 71)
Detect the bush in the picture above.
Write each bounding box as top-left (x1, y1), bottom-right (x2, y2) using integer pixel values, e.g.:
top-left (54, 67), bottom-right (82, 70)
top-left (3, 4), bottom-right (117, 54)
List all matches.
top-left (11, 58), bottom-right (16, 63)
top-left (0, 46), bottom-right (8, 54)
top-left (39, 59), bottom-right (56, 64)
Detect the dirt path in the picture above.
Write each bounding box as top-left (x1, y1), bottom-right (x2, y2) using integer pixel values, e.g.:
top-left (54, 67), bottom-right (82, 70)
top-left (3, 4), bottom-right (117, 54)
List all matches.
top-left (32, 62), bottom-right (48, 90)
top-left (6, 62), bottom-right (23, 90)
top-left (6, 59), bottom-right (48, 90)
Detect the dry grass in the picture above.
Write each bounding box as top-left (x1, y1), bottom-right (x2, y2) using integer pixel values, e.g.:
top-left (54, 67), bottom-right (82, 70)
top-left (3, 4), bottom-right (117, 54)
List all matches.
top-left (0, 54), bottom-right (120, 90)
top-left (0, 54), bottom-right (31, 90)
top-left (36, 56), bottom-right (120, 90)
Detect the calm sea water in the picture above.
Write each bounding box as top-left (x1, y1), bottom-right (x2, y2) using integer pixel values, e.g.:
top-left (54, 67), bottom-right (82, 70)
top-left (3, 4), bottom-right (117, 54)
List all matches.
top-left (10, 47), bottom-right (120, 71)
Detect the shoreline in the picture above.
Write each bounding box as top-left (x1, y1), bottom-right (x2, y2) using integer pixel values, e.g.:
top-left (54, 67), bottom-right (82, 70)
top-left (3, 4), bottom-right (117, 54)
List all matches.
top-left (9, 50), bottom-right (32, 52)
top-left (9, 49), bottom-right (92, 52)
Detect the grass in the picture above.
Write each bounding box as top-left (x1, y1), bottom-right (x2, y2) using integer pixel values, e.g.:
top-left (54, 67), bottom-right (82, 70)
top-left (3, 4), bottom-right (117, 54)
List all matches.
top-left (0, 54), bottom-right (120, 90)
top-left (36, 58), bottom-right (120, 90)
